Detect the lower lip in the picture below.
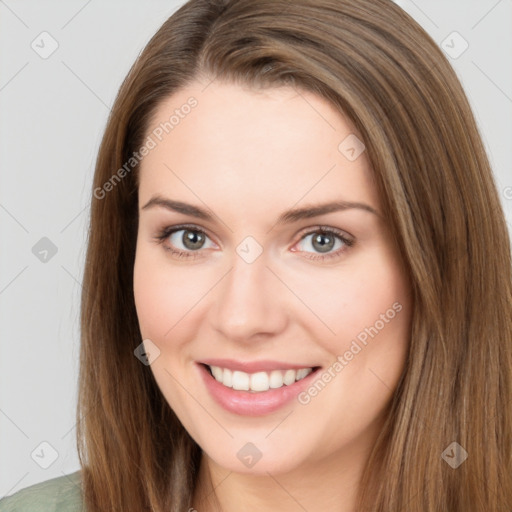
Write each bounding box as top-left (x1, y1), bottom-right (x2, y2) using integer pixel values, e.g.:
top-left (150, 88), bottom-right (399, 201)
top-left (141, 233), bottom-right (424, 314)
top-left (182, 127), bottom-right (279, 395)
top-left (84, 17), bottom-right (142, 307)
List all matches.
top-left (196, 363), bottom-right (320, 416)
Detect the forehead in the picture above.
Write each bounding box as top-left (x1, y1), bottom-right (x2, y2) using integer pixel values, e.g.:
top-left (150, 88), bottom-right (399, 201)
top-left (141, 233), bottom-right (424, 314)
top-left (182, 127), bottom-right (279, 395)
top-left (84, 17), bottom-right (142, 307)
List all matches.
top-left (138, 80), bottom-right (379, 219)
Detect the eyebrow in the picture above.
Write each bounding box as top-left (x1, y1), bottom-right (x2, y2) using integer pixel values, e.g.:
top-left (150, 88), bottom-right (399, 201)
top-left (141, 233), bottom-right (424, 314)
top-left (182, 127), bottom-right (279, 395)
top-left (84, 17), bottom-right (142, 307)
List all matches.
top-left (141, 195), bottom-right (380, 224)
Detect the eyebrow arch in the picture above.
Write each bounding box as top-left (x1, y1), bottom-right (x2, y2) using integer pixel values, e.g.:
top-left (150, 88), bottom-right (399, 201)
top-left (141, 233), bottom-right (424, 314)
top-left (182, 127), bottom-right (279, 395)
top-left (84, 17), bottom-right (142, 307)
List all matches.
top-left (141, 195), bottom-right (380, 224)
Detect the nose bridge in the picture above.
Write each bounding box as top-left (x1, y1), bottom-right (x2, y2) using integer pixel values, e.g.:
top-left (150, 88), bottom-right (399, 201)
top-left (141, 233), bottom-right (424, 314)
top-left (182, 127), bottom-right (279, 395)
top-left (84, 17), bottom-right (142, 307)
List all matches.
top-left (211, 249), bottom-right (286, 341)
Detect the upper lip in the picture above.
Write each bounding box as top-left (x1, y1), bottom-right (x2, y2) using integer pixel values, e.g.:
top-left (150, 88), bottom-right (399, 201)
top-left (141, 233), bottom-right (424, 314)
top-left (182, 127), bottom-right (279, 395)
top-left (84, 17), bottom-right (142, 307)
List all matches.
top-left (199, 358), bottom-right (320, 373)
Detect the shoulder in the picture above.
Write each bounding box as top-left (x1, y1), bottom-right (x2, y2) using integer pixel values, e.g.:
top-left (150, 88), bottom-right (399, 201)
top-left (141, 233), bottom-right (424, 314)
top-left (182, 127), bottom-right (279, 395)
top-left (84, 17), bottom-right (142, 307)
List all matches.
top-left (0, 470), bottom-right (83, 512)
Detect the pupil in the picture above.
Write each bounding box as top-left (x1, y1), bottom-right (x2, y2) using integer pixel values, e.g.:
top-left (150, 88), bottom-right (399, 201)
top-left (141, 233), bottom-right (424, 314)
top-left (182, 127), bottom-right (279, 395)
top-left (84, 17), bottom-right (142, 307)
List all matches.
top-left (313, 233), bottom-right (334, 253)
top-left (183, 230), bottom-right (204, 250)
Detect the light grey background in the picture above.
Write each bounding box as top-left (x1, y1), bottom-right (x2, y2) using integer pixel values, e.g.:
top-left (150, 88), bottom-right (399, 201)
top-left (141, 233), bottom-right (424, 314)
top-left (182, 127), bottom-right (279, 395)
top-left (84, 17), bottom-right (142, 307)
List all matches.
top-left (1, 0), bottom-right (511, 497)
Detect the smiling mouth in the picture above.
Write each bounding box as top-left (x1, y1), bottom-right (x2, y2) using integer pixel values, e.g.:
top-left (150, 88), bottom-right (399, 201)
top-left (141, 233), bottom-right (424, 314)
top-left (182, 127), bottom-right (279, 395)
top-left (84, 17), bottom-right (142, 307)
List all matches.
top-left (201, 363), bottom-right (321, 393)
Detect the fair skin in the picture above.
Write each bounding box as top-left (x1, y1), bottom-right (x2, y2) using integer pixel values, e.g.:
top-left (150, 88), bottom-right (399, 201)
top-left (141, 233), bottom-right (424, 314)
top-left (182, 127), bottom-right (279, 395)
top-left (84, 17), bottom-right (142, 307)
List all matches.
top-left (133, 79), bottom-right (412, 512)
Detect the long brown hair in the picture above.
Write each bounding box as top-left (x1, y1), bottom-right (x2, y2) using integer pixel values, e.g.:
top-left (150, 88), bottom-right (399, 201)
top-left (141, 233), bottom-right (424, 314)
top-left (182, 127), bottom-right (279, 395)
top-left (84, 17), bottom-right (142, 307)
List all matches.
top-left (77, 0), bottom-right (512, 510)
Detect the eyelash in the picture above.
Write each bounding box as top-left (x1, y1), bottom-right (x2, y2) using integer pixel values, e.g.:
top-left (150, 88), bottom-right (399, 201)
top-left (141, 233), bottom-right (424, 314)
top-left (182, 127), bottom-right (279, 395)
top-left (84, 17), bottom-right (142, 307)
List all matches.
top-left (153, 224), bottom-right (354, 262)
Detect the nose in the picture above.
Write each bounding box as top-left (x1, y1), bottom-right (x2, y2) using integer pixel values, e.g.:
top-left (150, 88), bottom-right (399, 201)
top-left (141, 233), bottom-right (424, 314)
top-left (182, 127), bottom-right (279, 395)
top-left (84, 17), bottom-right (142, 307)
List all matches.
top-left (210, 251), bottom-right (288, 343)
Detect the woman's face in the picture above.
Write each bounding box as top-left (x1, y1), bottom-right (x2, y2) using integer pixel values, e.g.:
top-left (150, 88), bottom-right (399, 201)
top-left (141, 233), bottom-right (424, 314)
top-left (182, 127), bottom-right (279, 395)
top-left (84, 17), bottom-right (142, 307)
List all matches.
top-left (133, 80), bottom-right (412, 476)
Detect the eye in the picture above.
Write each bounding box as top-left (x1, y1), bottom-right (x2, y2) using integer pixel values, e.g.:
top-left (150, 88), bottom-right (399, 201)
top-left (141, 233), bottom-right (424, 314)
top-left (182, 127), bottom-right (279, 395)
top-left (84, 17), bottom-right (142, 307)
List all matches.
top-left (154, 224), bottom-right (354, 262)
top-left (154, 225), bottom-right (216, 259)
top-left (293, 226), bottom-right (354, 261)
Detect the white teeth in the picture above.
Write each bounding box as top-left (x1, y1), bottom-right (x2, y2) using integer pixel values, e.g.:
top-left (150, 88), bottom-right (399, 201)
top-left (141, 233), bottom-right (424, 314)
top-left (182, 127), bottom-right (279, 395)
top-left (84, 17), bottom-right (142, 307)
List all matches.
top-left (211, 366), bottom-right (223, 381)
top-left (283, 369), bottom-right (296, 385)
top-left (269, 370), bottom-right (283, 389)
top-left (223, 368), bottom-right (233, 388)
top-left (295, 368), bottom-right (310, 380)
top-left (207, 365), bottom-right (314, 392)
top-left (251, 371), bottom-right (270, 392)
top-left (232, 371), bottom-right (249, 391)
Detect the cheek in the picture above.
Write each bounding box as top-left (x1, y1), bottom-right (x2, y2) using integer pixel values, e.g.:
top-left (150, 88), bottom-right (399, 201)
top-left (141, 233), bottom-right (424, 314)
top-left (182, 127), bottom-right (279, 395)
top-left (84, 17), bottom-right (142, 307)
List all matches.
top-left (293, 252), bottom-right (410, 359)
top-left (134, 253), bottom-right (167, 338)
top-left (133, 248), bottom-right (212, 342)
top-left (292, 256), bottom-right (410, 438)
top-left (133, 247), bottom-right (180, 340)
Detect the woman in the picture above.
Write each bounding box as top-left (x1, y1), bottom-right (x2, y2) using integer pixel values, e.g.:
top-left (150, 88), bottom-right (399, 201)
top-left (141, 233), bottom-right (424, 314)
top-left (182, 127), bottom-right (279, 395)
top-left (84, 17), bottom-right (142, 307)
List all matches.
top-left (2, 0), bottom-right (511, 510)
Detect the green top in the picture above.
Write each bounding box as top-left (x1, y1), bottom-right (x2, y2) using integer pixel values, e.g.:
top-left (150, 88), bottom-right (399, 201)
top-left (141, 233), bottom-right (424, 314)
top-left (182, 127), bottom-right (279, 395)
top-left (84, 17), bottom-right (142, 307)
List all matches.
top-left (0, 470), bottom-right (83, 512)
